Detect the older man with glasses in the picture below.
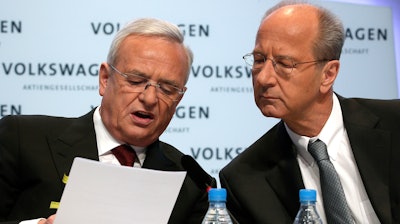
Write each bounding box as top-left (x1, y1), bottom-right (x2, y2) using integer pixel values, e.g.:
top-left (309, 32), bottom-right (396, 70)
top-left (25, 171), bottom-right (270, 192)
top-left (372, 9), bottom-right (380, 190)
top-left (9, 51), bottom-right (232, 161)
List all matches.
top-left (0, 18), bottom-right (215, 224)
top-left (220, 1), bottom-right (400, 224)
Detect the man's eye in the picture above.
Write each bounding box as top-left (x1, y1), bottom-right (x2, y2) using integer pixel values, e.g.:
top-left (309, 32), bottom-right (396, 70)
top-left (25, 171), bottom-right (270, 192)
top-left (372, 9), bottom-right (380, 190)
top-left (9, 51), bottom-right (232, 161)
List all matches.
top-left (253, 55), bottom-right (265, 65)
top-left (253, 59), bottom-right (265, 65)
top-left (276, 59), bottom-right (293, 68)
top-left (127, 78), bottom-right (146, 85)
top-left (160, 84), bottom-right (178, 95)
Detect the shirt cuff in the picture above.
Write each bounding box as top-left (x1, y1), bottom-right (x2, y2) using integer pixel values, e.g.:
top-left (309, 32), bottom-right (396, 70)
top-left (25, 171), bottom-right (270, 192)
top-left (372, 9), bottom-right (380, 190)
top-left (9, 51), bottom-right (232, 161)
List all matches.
top-left (19, 218), bottom-right (45, 224)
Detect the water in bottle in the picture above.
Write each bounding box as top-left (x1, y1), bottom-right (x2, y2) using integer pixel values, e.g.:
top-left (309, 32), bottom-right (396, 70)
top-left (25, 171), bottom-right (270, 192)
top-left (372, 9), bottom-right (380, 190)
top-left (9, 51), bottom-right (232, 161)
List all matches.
top-left (293, 189), bottom-right (322, 224)
top-left (201, 188), bottom-right (233, 224)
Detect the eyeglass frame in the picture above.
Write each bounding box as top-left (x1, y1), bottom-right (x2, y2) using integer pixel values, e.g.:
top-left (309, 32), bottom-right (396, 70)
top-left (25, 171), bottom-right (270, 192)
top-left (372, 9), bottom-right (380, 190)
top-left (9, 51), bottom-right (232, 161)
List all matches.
top-left (243, 53), bottom-right (333, 76)
top-left (108, 64), bottom-right (186, 102)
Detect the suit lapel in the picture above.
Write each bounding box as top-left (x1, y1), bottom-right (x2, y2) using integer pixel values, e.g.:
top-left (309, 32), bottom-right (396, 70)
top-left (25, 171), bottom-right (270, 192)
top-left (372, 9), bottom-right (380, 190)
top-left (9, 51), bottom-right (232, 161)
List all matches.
top-left (263, 122), bottom-right (305, 218)
top-left (47, 110), bottom-right (99, 180)
top-left (340, 97), bottom-right (391, 223)
top-left (142, 141), bottom-right (181, 171)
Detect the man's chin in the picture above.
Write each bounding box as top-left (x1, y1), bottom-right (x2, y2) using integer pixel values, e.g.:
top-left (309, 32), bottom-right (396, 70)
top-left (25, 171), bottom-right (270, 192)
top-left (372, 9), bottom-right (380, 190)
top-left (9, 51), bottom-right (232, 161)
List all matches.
top-left (123, 130), bottom-right (158, 147)
top-left (259, 106), bottom-right (281, 118)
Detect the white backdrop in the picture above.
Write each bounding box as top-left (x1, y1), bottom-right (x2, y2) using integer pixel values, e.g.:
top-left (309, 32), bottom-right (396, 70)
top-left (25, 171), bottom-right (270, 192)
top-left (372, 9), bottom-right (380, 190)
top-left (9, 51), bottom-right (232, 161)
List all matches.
top-left (0, 0), bottom-right (397, 182)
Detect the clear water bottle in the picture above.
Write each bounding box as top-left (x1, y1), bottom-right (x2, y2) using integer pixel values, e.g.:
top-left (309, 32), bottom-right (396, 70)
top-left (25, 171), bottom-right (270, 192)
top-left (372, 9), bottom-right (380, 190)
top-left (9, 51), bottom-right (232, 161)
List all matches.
top-left (201, 188), bottom-right (233, 224)
top-left (293, 189), bottom-right (323, 224)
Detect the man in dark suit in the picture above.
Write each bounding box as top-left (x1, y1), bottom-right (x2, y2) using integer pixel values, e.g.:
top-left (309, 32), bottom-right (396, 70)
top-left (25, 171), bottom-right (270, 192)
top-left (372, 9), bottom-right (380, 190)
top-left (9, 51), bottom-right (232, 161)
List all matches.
top-left (220, 1), bottom-right (400, 224)
top-left (0, 18), bottom-right (214, 224)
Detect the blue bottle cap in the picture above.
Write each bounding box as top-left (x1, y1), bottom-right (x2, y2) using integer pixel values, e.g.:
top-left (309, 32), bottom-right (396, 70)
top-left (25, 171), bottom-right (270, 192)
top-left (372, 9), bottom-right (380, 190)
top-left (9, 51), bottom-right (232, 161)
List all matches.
top-left (208, 188), bottom-right (227, 202)
top-left (299, 189), bottom-right (317, 202)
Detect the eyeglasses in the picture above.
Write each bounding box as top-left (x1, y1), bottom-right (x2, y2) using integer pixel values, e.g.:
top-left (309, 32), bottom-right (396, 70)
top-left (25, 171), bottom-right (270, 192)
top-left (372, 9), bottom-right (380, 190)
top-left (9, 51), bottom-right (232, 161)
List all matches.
top-left (108, 64), bottom-right (185, 102)
top-left (243, 53), bottom-right (331, 76)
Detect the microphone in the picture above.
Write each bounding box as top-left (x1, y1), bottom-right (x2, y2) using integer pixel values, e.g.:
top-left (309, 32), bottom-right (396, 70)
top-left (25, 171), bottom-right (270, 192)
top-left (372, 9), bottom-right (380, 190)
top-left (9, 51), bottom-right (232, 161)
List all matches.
top-left (181, 155), bottom-right (215, 192)
top-left (181, 155), bottom-right (240, 224)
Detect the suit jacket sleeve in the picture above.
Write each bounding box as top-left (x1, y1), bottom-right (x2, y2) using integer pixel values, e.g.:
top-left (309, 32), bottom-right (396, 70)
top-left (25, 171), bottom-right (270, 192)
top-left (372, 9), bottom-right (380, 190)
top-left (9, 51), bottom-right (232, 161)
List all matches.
top-left (0, 111), bottom-right (98, 224)
top-left (0, 115), bottom-right (67, 223)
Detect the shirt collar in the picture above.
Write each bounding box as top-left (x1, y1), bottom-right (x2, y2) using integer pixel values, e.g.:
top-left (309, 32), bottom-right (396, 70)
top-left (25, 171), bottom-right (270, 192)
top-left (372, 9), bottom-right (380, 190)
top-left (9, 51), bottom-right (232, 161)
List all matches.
top-left (93, 107), bottom-right (145, 157)
top-left (285, 93), bottom-right (344, 164)
top-left (318, 93), bottom-right (344, 160)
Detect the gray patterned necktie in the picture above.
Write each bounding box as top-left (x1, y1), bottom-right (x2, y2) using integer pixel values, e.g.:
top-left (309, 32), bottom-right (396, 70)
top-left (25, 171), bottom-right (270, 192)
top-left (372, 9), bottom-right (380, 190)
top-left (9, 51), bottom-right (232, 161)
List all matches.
top-left (308, 139), bottom-right (354, 224)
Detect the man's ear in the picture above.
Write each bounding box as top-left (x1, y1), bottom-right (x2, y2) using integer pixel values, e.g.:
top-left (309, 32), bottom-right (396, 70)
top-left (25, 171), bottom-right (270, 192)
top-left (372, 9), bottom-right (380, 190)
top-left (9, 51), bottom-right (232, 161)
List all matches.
top-left (320, 60), bottom-right (340, 94)
top-left (99, 62), bottom-right (110, 96)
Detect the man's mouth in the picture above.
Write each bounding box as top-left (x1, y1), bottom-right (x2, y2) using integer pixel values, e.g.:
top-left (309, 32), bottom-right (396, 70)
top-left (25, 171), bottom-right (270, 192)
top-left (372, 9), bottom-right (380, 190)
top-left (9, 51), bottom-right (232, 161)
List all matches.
top-left (134, 111), bottom-right (154, 120)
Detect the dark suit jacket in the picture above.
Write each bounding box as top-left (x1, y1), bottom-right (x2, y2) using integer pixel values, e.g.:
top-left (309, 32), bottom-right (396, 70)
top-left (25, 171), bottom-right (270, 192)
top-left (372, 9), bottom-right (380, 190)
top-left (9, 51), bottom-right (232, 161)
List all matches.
top-left (220, 96), bottom-right (400, 224)
top-left (0, 109), bottom-right (213, 224)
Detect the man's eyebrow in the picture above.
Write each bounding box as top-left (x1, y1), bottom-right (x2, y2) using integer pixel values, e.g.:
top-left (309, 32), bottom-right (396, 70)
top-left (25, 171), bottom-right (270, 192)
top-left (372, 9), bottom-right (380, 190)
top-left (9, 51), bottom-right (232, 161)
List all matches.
top-left (159, 77), bottom-right (180, 87)
top-left (123, 69), bottom-right (149, 78)
top-left (125, 69), bottom-right (181, 87)
top-left (252, 50), bottom-right (295, 60)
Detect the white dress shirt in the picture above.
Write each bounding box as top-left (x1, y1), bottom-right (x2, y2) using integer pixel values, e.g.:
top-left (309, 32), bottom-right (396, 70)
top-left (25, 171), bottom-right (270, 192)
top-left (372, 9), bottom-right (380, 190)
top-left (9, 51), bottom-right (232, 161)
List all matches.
top-left (93, 107), bottom-right (146, 167)
top-left (285, 94), bottom-right (380, 224)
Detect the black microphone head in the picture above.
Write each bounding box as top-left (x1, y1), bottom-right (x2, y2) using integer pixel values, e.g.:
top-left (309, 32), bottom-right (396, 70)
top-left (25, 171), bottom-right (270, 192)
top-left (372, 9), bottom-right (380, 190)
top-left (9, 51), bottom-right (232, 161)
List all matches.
top-left (181, 155), bottom-right (214, 191)
top-left (182, 155), bottom-right (240, 224)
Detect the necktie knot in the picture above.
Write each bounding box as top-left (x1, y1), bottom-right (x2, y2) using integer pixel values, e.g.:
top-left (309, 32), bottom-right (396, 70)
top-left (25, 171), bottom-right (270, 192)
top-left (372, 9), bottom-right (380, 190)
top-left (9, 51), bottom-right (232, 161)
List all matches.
top-left (112, 144), bottom-right (136, 167)
top-left (308, 139), bottom-right (329, 162)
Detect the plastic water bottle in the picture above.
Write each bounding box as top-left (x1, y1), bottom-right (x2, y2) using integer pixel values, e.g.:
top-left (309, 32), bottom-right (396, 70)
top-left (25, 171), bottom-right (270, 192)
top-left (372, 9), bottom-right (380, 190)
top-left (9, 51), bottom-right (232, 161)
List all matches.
top-left (201, 188), bottom-right (233, 224)
top-left (293, 189), bottom-right (323, 224)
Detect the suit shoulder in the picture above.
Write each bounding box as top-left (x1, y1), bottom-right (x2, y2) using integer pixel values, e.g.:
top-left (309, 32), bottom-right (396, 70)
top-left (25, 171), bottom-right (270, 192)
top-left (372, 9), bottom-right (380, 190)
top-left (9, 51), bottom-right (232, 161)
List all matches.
top-left (344, 97), bottom-right (400, 121)
top-left (338, 97), bottom-right (400, 133)
top-left (0, 114), bottom-right (74, 129)
top-left (159, 141), bottom-right (185, 163)
top-left (159, 141), bottom-right (184, 155)
top-left (352, 97), bottom-right (400, 109)
top-left (222, 121), bottom-right (287, 173)
top-left (0, 110), bottom-right (94, 130)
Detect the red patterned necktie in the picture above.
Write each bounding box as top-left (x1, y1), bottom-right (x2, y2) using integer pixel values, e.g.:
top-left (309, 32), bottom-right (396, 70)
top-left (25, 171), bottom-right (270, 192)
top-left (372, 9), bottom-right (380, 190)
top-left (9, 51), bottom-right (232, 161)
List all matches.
top-left (111, 144), bottom-right (136, 167)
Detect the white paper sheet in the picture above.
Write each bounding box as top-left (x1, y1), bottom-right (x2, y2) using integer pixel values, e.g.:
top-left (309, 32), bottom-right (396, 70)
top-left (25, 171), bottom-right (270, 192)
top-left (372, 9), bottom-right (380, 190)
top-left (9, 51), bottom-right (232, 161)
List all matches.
top-left (54, 157), bottom-right (186, 224)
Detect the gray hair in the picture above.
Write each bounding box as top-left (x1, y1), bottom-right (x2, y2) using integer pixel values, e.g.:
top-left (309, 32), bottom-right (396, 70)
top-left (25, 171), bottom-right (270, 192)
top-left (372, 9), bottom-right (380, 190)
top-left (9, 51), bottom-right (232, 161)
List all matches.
top-left (262, 0), bottom-right (345, 60)
top-left (106, 18), bottom-right (193, 83)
